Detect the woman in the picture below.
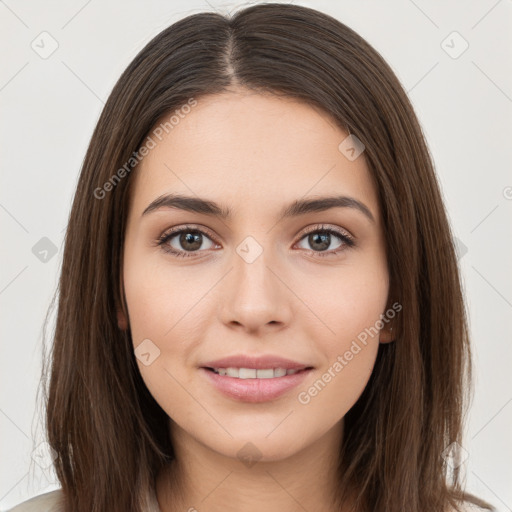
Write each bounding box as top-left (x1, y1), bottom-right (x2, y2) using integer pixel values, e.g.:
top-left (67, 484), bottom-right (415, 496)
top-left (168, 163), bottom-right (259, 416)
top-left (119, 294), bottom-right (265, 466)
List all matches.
top-left (8, 3), bottom-right (496, 511)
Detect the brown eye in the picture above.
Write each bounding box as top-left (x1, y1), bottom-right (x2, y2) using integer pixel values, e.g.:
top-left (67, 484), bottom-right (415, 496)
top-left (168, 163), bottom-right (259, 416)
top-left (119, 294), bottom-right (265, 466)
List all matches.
top-left (176, 231), bottom-right (204, 252)
top-left (295, 225), bottom-right (355, 257)
top-left (157, 226), bottom-right (217, 257)
top-left (156, 224), bottom-right (355, 259)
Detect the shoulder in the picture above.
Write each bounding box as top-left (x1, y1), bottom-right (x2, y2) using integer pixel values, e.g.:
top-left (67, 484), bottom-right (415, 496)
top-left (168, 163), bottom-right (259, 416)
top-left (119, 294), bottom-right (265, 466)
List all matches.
top-left (6, 490), bottom-right (64, 512)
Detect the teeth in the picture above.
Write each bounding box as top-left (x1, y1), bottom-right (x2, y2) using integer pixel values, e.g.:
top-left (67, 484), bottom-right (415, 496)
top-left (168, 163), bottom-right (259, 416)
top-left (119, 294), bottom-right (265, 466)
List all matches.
top-left (226, 367), bottom-right (239, 378)
top-left (256, 369), bottom-right (274, 379)
top-left (212, 367), bottom-right (302, 379)
top-left (239, 368), bottom-right (256, 379)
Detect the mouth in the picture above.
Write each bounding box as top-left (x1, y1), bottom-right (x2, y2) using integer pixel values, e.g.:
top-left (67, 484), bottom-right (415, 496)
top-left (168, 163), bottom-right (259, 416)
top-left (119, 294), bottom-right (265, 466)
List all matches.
top-left (200, 365), bottom-right (314, 403)
top-left (203, 366), bottom-right (313, 379)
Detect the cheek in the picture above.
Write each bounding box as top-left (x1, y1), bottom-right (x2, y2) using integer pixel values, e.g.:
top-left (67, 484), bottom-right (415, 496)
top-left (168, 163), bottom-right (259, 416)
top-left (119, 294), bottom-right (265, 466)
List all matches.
top-left (123, 256), bottom-right (204, 421)
top-left (294, 280), bottom-right (385, 420)
top-left (292, 255), bottom-right (388, 411)
top-left (123, 251), bottom-right (213, 398)
top-left (123, 249), bottom-right (209, 344)
top-left (293, 251), bottom-right (389, 344)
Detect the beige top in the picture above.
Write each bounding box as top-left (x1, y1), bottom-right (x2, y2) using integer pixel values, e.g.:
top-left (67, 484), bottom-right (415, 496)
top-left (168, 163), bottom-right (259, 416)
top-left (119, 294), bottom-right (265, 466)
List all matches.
top-left (6, 487), bottom-right (161, 512)
top-left (6, 489), bottom-right (487, 512)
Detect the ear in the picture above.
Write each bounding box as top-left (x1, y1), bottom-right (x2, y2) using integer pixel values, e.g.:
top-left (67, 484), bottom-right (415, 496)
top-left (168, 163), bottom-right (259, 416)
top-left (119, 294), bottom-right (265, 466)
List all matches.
top-left (379, 323), bottom-right (395, 344)
top-left (117, 307), bottom-right (128, 331)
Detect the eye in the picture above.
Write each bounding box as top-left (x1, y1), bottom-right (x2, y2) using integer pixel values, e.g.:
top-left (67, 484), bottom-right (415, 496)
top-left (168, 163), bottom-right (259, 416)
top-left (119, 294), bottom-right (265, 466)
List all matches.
top-left (156, 224), bottom-right (355, 259)
top-left (295, 224), bottom-right (355, 257)
top-left (156, 225), bottom-right (218, 258)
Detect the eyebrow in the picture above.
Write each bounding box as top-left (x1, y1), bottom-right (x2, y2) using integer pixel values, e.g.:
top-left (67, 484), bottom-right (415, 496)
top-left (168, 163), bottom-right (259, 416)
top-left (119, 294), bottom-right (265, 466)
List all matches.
top-left (141, 193), bottom-right (375, 223)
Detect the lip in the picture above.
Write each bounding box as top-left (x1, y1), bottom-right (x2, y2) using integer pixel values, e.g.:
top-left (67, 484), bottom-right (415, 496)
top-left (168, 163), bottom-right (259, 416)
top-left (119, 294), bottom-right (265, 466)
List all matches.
top-left (200, 367), bottom-right (313, 403)
top-left (200, 354), bottom-right (312, 371)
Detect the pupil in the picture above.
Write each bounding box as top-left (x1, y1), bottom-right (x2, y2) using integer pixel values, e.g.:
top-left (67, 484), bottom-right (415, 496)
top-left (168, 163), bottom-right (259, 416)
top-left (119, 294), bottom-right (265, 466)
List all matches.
top-left (181, 232), bottom-right (202, 251)
top-left (310, 233), bottom-right (329, 251)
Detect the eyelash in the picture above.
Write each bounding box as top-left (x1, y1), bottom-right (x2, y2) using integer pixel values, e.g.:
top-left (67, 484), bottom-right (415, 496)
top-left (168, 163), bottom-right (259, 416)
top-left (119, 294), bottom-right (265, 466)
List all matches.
top-left (155, 224), bottom-right (355, 259)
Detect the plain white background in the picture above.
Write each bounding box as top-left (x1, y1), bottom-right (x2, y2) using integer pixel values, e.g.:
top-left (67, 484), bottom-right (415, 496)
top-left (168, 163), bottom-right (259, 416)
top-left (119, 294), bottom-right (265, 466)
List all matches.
top-left (1, 0), bottom-right (511, 510)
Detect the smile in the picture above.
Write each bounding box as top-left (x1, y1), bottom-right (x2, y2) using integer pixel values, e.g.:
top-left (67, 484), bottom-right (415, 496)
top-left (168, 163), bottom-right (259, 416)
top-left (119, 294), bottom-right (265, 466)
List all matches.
top-left (207, 367), bottom-right (303, 378)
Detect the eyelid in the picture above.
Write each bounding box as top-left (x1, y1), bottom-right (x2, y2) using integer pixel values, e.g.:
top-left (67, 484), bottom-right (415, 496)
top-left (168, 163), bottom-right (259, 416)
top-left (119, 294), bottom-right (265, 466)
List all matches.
top-left (157, 223), bottom-right (354, 243)
top-left (298, 223), bottom-right (354, 240)
top-left (159, 223), bottom-right (219, 241)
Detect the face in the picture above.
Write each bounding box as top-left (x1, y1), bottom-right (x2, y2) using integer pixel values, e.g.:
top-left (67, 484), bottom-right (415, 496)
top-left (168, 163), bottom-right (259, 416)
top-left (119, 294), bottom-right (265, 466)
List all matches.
top-left (120, 88), bottom-right (392, 463)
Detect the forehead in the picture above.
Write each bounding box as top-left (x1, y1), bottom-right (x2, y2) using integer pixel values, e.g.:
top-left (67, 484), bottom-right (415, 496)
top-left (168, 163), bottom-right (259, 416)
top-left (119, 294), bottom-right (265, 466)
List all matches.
top-left (129, 90), bottom-right (380, 222)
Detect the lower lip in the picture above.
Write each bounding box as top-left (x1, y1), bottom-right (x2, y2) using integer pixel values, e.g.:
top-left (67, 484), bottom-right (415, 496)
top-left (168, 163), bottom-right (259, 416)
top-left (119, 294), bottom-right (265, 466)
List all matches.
top-left (200, 367), bottom-right (312, 403)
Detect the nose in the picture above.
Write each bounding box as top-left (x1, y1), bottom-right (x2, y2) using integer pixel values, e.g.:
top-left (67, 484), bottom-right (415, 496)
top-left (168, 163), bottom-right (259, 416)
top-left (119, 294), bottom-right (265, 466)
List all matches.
top-left (218, 241), bottom-right (293, 334)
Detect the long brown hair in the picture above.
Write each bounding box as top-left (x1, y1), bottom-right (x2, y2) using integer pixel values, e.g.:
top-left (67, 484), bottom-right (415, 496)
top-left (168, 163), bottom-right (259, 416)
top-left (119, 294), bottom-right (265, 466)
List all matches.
top-left (40, 3), bottom-right (495, 511)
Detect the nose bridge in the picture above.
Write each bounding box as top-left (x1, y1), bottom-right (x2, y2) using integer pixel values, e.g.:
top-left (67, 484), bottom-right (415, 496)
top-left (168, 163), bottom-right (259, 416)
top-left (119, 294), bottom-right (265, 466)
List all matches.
top-left (234, 232), bottom-right (279, 301)
top-left (219, 232), bottom-right (292, 330)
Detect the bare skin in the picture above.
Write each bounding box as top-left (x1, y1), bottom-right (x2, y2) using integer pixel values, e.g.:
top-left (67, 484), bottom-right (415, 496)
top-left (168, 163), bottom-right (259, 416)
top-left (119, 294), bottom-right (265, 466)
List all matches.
top-left (118, 87), bottom-right (394, 512)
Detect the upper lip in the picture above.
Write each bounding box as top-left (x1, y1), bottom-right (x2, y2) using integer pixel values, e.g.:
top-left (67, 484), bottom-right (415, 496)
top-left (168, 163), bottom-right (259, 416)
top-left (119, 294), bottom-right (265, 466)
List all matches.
top-left (201, 355), bottom-right (313, 370)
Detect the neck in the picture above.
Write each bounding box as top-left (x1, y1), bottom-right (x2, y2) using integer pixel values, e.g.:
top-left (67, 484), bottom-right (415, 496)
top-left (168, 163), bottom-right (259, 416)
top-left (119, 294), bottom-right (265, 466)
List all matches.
top-left (156, 419), bottom-right (354, 512)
